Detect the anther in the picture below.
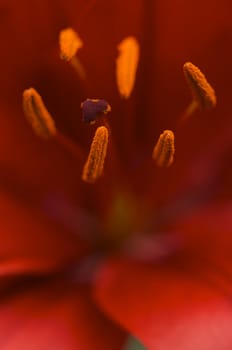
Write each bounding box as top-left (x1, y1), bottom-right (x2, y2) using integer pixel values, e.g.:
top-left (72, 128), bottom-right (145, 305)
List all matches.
top-left (116, 36), bottom-right (140, 99)
top-left (22, 88), bottom-right (56, 139)
top-left (82, 126), bottom-right (109, 183)
top-left (81, 99), bottom-right (111, 124)
top-left (59, 27), bottom-right (83, 62)
top-left (59, 28), bottom-right (86, 81)
top-left (152, 130), bottom-right (175, 167)
top-left (183, 62), bottom-right (216, 109)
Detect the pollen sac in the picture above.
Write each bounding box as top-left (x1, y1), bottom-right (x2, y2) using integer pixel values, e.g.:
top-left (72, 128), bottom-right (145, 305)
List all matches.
top-left (82, 126), bottom-right (109, 184)
top-left (183, 62), bottom-right (216, 109)
top-left (81, 99), bottom-right (111, 124)
top-left (22, 88), bottom-right (56, 139)
top-left (59, 27), bottom-right (83, 61)
top-left (152, 130), bottom-right (175, 167)
top-left (116, 36), bottom-right (140, 99)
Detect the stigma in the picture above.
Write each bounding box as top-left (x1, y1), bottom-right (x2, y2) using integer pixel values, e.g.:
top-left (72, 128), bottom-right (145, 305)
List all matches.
top-left (81, 99), bottom-right (111, 124)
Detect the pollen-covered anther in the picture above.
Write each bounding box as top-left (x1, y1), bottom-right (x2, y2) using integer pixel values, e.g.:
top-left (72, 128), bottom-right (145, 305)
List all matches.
top-left (59, 27), bottom-right (83, 61)
top-left (152, 130), bottom-right (175, 167)
top-left (183, 62), bottom-right (216, 109)
top-left (81, 99), bottom-right (111, 124)
top-left (22, 88), bottom-right (56, 139)
top-left (116, 36), bottom-right (140, 99)
top-left (82, 126), bottom-right (109, 183)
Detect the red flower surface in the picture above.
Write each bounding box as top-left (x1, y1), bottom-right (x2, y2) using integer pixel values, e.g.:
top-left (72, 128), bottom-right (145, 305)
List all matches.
top-left (0, 1), bottom-right (232, 349)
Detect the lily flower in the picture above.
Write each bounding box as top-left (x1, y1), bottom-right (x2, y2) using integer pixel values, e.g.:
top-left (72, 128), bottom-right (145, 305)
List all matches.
top-left (0, 1), bottom-right (231, 349)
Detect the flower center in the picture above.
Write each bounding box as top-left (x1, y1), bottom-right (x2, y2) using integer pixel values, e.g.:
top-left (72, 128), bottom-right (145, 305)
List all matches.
top-left (22, 28), bottom-right (217, 259)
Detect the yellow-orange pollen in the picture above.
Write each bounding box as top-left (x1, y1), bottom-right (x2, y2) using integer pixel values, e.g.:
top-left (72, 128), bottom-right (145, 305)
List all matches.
top-left (116, 36), bottom-right (140, 99)
top-left (82, 126), bottom-right (109, 184)
top-left (152, 130), bottom-right (175, 167)
top-left (59, 27), bottom-right (86, 81)
top-left (22, 88), bottom-right (56, 139)
top-left (183, 62), bottom-right (216, 109)
top-left (59, 27), bottom-right (83, 61)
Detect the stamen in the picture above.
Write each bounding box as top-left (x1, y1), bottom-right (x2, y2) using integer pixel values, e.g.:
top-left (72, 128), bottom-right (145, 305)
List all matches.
top-left (59, 27), bottom-right (86, 81)
top-left (59, 27), bottom-right (83, 62)
top-left (81, 99), bottom-right (111, 124)
top-left (22, 88), bottom-right (56, 139)
top-left (82, 126), bottom-right (109, 183)
top-left (152, 130), bottom-right (175, 167)
top-left (183, 62), bottom-right (216, 109)
top-left (116, 36), bottom-right (140, 99)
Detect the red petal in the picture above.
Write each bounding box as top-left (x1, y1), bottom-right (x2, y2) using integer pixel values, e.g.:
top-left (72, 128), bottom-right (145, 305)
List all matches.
top-left (0, 191), bottom-right (88, 278)
top-left (168, 201), bottom-right (232, 292)
top-left (174, 201), bottom-right (232, 259)
top-left (0, 279), bottom-right (126, 350)
top-left (94, 257), bottom-right (232, 350)
top-left (0, 105), bottom-right (83, 201)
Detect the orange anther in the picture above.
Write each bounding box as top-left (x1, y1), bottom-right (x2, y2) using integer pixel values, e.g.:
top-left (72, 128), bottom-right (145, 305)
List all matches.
top-left (59, 27), bottom-right (83, 61)
top-left (152, 130), bottom-right (175, 167)
top-left (22, 88), bottom-right (56, 139)
top-left (183, 62), bottom-right (216, 109)
top-left (82, 126), bottom-right (109, 183)
top-left (116, 36), bottom-right (140, 99)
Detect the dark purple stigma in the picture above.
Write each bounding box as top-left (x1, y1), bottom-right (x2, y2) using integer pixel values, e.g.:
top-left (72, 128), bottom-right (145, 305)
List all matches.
top-left (81, 99), bottom-right (111, 124)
